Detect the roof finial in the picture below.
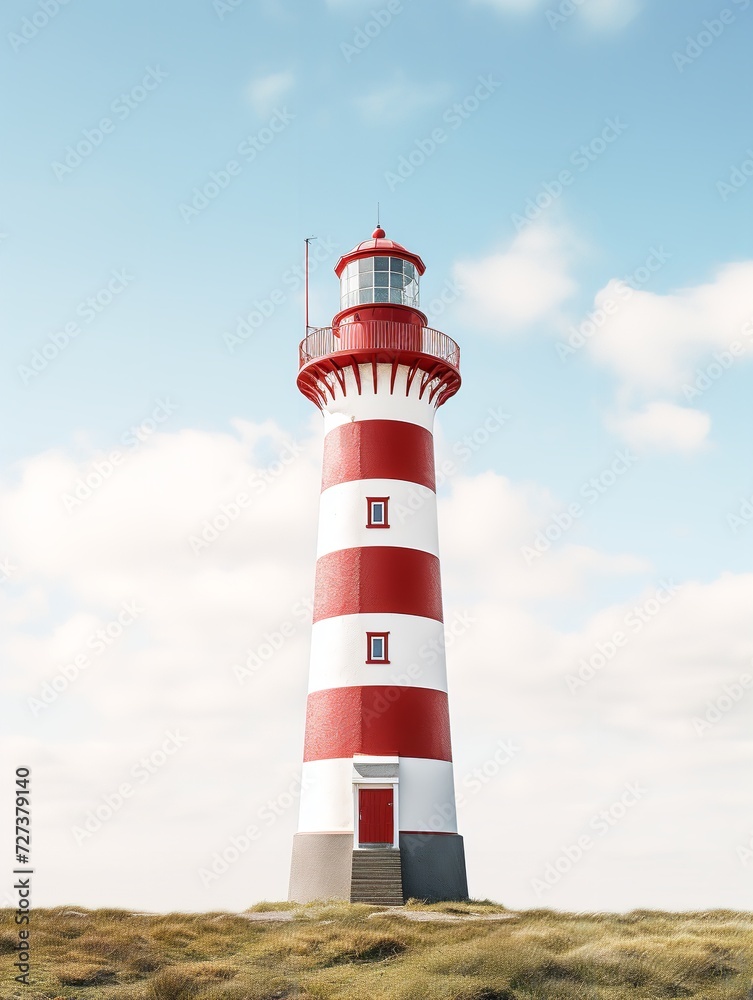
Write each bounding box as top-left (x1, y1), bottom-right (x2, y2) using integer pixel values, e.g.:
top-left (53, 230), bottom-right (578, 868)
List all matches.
top-left (372, 203), bottom-right (385, 240)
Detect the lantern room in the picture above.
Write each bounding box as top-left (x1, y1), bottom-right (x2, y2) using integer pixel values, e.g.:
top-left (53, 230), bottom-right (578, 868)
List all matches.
top-left (339, 255), bottom-right (420, 309)
top-left (333, 227), bottom-right (426, 326)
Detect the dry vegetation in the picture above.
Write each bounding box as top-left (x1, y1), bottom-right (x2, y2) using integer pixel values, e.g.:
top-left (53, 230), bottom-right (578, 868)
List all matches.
top-left (2, 901), bottom-right (753, 1000)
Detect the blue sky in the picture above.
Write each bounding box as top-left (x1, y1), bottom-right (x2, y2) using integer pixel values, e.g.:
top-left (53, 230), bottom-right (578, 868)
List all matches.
top-left (2, 0), bottom-right (752, 912)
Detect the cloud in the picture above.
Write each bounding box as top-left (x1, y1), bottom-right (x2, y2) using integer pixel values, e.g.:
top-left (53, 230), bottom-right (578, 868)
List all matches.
top-left (471, 0), bottom-right (539, 11)
top-left (1, 419), bottom-right (323, 911)
top-left (586, 262), bottom-right (753, 393)
top-left (608, 402), bottom-right (711, 454)
top-left (437, 469), bottom-right (647, 602)
top-left (2, 420), bottom-right (749, 912)
top-left (447, 566), bottom-right (753, 911)
top-left (246, 71), bottom-right (294, 116)
top-left (325, 0), bottom-right (391, 9)
top-left (352, 75), bottom-right (451, 124)
top-left (452, 223), bottom-right (578, 335)
top-left (579, 0), bottom-right (643, 30)
top-left (577, 260), bottom-right (753, 449)
top-left (471, 0), bottom-right (643, 29)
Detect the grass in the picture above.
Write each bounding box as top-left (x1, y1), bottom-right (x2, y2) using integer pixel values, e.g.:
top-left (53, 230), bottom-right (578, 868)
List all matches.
top-left (2, 902), bottom-right (753, 1000)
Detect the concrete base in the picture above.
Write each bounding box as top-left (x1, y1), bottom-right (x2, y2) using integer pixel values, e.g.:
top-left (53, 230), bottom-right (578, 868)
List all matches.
top-left (289, 830), bottom-right (468, 904)
top-left (399, 833), bottom-right (468, 902)
top-left (288, 832), bottom-right (354, 903)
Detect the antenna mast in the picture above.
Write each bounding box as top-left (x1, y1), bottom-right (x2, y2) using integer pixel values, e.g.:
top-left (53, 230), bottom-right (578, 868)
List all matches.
top-left (304, 236), bottom-right (317, 331)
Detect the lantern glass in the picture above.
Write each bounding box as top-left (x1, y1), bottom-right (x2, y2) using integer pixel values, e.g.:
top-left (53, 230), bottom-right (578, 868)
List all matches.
top-left (340, 257), bottom-right (420, 309)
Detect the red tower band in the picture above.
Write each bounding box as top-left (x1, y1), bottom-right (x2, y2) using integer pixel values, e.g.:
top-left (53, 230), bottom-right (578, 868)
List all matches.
top-left (289, 227), bottom-right (468, 904)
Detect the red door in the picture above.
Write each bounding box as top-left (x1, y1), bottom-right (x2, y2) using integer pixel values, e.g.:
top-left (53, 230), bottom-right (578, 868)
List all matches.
top-left (358, 788), bottom-right (393, 845)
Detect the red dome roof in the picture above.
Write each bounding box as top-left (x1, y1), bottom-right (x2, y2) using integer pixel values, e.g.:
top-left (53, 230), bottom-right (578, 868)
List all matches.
top-left (335, 228), bottom-right (425, 277)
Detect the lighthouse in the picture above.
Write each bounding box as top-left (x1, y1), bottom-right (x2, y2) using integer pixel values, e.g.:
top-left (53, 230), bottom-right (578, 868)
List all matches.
top-left (288, 227), bottom-right (468, 905)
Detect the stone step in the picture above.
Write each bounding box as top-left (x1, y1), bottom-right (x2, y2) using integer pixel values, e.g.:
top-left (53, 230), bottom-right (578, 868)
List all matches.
top-left (352, 884), bottom-right (402, 890)
top-left (353, 881), bottom-right (401, 886)
top-left (352, 880), bottom-right (403, 887)
top-left (353, 864), bottom-right (402, 869)
top-left (353, 887), bottom-right (402, 896)
top-left (352, 873), bottom-right (402, 880)
top-left (352, 866), bottom-right (402, 873)
top-left (353, 853), bottom-right (402, 860)
top-left (351, 901), bottom-right (404, 907)
top-left (350, 849), bottom-right (404, 905)
top-left (352, 872), bottom-right (403, 879)
top-left (352, 856), bottom-right (401, 865)
top-left (352, 903), bottom-right (403, 908)
top-left (352, 877), bottom-right (402, 882)
top-left (350, 892), bottom-right (403, 906)
top-left (352, 862), bottom-right (401, 867)
top-left (353, 889), bottom-right (402, 894)
top-left (353, 876), bottom-right (401, 881)
top-left (353, 861), bottom-right (402, 867)
top-left (352, 850), bottom-right (401, 855)
top-left (351, 881), bottom-right (403, 887)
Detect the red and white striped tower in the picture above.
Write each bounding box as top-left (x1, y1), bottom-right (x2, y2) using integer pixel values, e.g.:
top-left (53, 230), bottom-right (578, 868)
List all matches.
top-left (288, 227), bottom-right (468, 904)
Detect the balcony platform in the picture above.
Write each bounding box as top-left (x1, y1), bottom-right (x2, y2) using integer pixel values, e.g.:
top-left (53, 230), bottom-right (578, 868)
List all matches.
top-left (297, 322), bottom-right (461, 410)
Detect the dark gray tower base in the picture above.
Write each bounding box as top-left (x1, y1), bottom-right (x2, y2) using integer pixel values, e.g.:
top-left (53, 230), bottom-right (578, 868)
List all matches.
top-left (288, 832), bottom-right (354, 902)
top-left (399, 833), bottom-right (468, 902)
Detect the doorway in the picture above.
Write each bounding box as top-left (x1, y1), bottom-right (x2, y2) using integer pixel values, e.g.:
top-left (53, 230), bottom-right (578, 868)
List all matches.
top-left (358, 787), bottom-right (394, 846)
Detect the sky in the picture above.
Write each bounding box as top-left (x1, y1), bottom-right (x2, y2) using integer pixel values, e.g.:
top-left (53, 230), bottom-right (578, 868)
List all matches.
top-left (1, 0), bottom-right (752, 914)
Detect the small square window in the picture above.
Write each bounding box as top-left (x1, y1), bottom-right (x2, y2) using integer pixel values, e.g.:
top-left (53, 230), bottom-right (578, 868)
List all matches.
top-left (366, 632), bottom-right (390, 664)
top-left (366, 497), bottom-right (390, 528)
